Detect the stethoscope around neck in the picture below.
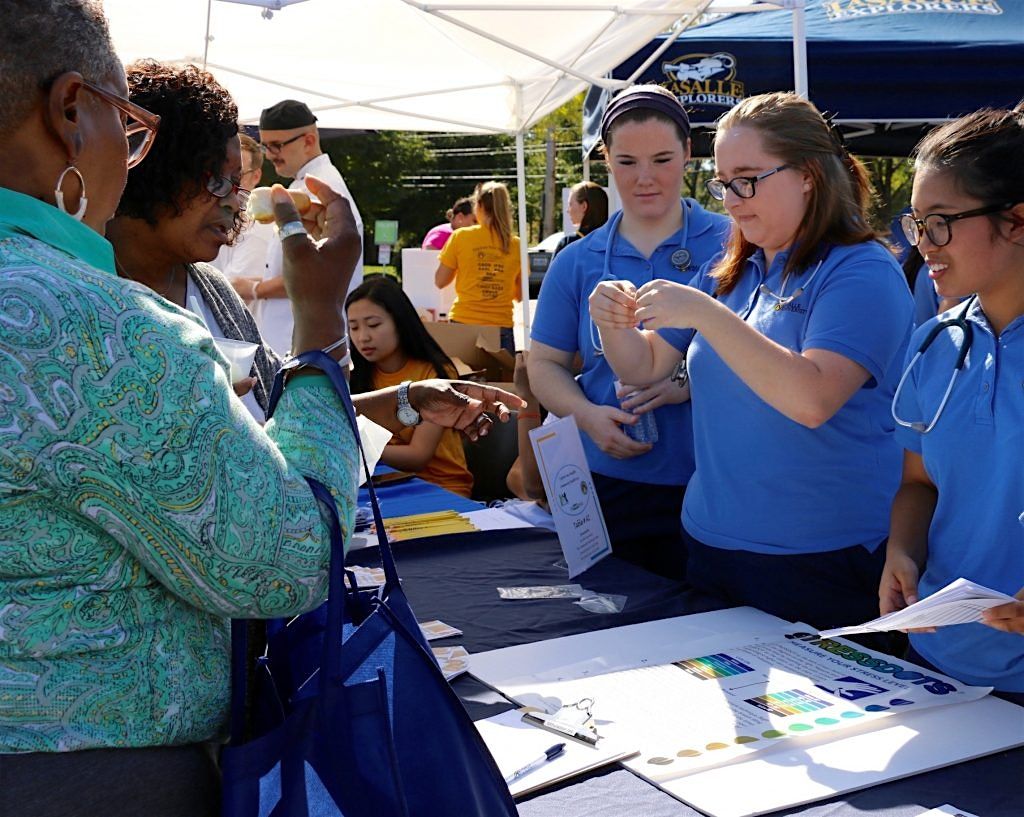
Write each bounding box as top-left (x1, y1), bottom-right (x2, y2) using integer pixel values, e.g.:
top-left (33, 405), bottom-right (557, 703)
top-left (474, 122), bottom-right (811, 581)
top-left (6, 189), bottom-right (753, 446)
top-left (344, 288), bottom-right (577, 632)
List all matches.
top-left (589, 209), bottom-right (692, 356)
top-left (891, 296), bottom-right (976, 434)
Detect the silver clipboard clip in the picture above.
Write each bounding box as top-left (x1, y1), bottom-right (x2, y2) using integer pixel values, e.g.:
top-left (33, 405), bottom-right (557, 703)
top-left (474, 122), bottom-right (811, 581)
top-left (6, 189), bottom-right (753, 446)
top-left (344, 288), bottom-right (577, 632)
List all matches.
top-left (521, 698), bottom-right (600, 746)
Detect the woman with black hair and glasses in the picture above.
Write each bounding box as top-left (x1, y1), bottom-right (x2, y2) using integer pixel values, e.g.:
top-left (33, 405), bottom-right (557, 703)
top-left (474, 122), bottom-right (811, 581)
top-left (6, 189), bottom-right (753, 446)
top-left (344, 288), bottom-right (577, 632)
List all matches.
top-left (881, 105), bottom-right (1024, 702)
top-left (591, 92), bottom-right (914, 639)
top-left (107, 60), bottom-right (278, 423)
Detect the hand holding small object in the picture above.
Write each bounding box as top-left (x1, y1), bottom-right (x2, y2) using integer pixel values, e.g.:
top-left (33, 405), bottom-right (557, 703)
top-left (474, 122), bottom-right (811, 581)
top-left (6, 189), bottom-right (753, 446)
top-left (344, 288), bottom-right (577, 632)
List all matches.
top-left (589, 280), bottom-right (638, 330)
top-left (634, 279), bottom-right (713, 331)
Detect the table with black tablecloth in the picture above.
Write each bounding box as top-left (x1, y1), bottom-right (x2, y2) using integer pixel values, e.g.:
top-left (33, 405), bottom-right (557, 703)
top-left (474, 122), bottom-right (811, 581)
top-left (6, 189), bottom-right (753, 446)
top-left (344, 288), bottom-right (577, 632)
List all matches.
top-left (351, 483), bottom-right (1024, 817)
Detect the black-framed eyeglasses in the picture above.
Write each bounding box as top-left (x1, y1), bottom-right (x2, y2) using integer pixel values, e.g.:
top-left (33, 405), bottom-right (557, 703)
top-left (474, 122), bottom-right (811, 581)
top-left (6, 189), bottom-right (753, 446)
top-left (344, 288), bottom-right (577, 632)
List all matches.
top-left (80, 80), bottom-right (160, 169)
top-left (900, 202), bottom-right (1016, 248)
top-left (205, 173), bottom-right (251, 207)
top-left (261, 133), bottom-right (305, 154)
top-left (705, 164), bottom-right (790, 201)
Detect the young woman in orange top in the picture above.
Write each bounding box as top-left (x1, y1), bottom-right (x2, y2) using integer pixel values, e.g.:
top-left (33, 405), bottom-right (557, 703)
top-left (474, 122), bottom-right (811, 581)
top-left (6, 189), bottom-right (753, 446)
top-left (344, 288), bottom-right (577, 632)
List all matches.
top-left (347, 276), bottom-right (474, 497)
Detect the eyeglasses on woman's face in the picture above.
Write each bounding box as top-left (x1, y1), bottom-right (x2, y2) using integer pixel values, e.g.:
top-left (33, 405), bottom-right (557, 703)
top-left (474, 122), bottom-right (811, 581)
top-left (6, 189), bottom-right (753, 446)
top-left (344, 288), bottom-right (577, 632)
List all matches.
top-left (900, 202), bottom-right (1016, 248)
top-left (705, 164), bottom-right (790, 202)
top-left (205, 173), bottom-right (251, 207)
top-left (80, 80), bottom-right (160, 169)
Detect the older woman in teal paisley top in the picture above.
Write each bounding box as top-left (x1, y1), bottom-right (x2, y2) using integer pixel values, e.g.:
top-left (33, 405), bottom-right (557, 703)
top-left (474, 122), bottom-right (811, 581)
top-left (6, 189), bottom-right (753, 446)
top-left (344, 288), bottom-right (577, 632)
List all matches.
top-left (0, 2), bottom-right (521, 810)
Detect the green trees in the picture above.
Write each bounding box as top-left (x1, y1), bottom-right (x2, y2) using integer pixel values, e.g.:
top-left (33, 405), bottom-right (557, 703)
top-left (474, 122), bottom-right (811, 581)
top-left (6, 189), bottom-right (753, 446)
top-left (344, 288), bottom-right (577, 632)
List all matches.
top-left (293, 94), bottom-right (914, 273)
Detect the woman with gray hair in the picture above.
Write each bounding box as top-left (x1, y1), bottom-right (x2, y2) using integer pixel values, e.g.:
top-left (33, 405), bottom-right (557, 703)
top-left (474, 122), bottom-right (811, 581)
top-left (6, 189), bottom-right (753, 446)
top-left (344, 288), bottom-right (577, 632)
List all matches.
top-left (0, 3), bottom-right (521, 814)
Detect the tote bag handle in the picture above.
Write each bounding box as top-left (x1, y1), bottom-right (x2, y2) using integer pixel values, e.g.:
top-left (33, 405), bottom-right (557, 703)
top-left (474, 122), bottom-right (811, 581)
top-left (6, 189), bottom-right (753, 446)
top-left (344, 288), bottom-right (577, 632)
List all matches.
top-left (230, 351), bottom-right (402, 742)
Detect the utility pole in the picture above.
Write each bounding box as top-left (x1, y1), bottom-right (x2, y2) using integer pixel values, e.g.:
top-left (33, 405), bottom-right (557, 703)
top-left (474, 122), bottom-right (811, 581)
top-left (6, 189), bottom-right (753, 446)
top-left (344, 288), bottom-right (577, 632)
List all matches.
top-left (543, 127), bottom-right (556, 237)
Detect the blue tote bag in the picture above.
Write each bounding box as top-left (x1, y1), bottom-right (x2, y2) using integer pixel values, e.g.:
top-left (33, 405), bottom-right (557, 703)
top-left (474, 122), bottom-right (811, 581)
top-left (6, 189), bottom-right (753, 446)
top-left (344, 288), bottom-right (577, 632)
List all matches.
top-left (221, 352), bottom-right (518, 817)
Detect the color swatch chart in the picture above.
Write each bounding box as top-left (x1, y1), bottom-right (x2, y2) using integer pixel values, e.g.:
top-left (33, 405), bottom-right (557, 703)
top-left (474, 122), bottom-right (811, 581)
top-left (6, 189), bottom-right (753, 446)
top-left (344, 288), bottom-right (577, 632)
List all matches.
top-left (673, 653), bottom-right (754, 680)
top-left (746, 689), bottom-right (831, 717)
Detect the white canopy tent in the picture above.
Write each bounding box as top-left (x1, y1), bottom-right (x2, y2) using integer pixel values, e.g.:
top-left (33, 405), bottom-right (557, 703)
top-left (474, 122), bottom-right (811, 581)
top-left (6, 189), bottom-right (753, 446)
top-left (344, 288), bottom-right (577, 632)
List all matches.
top-left (105, 0), bottom-right (806, 337)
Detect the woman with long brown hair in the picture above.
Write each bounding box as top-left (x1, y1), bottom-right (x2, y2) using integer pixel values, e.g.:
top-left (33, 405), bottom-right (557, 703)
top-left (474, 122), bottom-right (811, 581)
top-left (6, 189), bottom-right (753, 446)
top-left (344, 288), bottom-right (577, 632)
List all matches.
top-left (434, 180), bottom-right (521, 351)
top-left (591, 92), bottom-right (914, 634)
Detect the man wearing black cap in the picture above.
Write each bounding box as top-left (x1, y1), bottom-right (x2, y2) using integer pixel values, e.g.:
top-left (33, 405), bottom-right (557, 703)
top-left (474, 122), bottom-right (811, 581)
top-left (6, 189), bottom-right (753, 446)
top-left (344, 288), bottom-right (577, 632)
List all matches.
top-left (251, 99), bottom-right (364, 355)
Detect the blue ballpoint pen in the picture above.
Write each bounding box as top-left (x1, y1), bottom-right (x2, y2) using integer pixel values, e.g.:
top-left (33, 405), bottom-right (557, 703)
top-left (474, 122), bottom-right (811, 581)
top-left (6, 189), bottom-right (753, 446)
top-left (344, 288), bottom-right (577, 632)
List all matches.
top-left (503, 743), bottom-right (566, 785)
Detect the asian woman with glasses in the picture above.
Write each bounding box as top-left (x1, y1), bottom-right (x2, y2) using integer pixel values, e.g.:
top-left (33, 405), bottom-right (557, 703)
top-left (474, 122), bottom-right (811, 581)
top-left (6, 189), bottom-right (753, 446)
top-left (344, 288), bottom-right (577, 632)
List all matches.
top-left (590, 92), bottom-right (914, 639)
top-left (881, 105), bottom-right (1024, 702)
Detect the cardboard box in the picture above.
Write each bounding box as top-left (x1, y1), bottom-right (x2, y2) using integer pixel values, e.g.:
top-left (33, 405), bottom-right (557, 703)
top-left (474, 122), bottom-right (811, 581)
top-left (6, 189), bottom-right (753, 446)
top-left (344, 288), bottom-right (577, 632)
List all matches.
top-left (424, 322), bottom-right (516, 386)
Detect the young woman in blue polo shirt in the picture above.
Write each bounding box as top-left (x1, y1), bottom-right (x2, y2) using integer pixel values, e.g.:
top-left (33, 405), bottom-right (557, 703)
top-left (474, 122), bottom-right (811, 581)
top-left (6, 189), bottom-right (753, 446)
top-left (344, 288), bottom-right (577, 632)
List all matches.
top-left (529, 85), bottom-right (730, 580)
top-left (590, 92), bottom-right (913, 634)
top-left (882, 105), bottom-right (1024, 700)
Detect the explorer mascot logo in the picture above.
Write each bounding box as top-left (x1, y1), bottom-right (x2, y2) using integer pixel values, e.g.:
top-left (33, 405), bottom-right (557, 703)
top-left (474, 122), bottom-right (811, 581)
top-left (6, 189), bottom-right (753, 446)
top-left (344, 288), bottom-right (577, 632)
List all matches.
top-left (825, 0), bottom-right (1002, 21)
top-left (661, 52), bottom-right (744, 109)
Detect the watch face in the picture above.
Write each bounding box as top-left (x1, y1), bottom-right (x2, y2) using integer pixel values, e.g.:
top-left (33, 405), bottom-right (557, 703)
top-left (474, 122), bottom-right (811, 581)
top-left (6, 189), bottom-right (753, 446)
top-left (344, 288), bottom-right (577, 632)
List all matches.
top-left (397, 406), bottom-right (421, 426)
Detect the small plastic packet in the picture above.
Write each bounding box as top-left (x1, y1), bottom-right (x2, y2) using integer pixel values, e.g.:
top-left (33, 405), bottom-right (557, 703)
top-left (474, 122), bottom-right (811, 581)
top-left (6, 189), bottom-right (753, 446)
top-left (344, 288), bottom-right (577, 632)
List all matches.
top-left (354, 504), bottom-right (373, 532)
top-left (574, 591), bottom-right (627, 614)
top-left (497, 584), bottom-right (585, 600)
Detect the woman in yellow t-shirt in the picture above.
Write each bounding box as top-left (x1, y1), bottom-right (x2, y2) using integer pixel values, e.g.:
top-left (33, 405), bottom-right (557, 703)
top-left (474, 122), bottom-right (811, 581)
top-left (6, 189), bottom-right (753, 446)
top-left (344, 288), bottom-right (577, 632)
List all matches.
top-left (434, 181), bottom-right (521, 351)
top-left (347, 277), bottom-right (474, 498)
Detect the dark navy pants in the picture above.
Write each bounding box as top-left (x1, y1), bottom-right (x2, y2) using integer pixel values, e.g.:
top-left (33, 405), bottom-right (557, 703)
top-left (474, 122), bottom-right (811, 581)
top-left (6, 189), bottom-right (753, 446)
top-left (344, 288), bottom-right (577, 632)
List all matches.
top-left (682, 529), bottom-right (903, 654)
top-left (592, 473), bottom-right (687, 581)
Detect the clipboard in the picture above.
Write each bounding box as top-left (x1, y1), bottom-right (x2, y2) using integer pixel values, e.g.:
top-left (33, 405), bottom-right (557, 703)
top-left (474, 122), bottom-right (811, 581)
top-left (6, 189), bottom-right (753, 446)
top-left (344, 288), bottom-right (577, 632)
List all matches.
top-left (475, 708), bottom-right (637, 799)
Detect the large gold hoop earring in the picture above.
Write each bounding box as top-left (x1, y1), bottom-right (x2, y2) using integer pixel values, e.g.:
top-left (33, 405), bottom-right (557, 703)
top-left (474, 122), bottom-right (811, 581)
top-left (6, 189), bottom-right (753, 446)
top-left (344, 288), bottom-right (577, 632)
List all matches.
top-left (55, 165), bottom-right (88, 222)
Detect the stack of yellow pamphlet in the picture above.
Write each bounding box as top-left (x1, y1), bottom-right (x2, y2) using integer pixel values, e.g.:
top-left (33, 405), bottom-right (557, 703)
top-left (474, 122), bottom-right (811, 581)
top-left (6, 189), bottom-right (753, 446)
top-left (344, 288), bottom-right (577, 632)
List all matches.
top-left (381, 510), bottom-right (478, 541)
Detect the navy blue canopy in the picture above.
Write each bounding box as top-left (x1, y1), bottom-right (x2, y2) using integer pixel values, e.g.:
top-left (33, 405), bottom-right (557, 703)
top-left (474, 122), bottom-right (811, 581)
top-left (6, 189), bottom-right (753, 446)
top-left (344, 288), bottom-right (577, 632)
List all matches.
top-left (583, 0), bottom-right (1024, 156)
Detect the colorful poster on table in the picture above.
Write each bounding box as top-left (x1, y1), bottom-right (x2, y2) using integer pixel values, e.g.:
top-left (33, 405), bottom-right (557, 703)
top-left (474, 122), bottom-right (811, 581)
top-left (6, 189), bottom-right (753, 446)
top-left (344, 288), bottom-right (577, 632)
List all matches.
top-left (493, 628), bottom-right (991, 780)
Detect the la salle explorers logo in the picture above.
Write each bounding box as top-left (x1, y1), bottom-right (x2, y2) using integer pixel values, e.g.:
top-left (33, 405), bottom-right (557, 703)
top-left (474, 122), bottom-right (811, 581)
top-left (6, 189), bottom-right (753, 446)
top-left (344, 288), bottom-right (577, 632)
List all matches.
top-left (661, 52), bottom-right (744, 110)
top-left (825, 0), bottom-right (1002, 21)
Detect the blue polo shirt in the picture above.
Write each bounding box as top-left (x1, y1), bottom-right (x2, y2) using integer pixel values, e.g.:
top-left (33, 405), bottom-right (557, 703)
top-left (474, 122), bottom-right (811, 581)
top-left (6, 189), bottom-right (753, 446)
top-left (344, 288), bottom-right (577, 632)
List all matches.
top-left (531, 199), bottom-right (730, 486)
top-left (895, 300), bottom-right (1024, 691)
top-left (912, 262), bottom-right (939, 327)
top-left (661, 241), bottom-right (913, 553)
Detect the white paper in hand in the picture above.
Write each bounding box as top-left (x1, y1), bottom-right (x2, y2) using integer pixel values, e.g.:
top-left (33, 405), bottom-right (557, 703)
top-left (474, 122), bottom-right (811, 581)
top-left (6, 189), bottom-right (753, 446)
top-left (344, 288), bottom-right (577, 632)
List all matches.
top-left (819, 577), bottom-right (1016, 639)
top-left (355, 415), bottom-right (394, 486)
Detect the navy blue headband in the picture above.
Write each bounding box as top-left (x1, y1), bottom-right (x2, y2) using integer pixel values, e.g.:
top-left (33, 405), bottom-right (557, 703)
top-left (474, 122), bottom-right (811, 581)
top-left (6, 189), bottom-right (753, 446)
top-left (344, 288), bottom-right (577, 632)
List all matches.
top-left (601, 90), bottom-right (691, 145)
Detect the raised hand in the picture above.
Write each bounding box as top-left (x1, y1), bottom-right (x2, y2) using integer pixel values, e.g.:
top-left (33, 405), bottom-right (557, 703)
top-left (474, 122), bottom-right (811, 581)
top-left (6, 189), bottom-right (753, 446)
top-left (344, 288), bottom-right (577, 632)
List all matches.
top-left (272, 177), bottom-right (361, 354)
top-left (634, 278), bottom-right (712, 331)
top-left (589, 280), bottom-right (638, 330)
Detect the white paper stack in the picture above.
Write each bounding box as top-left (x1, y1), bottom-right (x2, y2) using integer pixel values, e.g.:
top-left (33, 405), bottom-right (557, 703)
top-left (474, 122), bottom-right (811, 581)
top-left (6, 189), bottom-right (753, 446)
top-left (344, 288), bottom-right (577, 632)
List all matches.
top-left (819, 578), bottom-right (1016, 639)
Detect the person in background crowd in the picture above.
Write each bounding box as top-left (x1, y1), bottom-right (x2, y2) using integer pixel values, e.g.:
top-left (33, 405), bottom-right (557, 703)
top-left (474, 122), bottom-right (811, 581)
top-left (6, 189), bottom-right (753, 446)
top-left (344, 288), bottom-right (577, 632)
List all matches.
top-left (435, 180), bottom-right (521, 352)
top-left (528, 85), bottom-right (730, 580)
top-left (882, 104), bottom-right (1024, 702)
top-left (348, 277), bottom-right (474, 498)
top-left (0, 5), bottom-right (522, 812)
top-left (254, 98), bottom-right (364, 354)
top-left (506, 349), bottom-right (547, 507)
top-left (107, 61), bottom-right (277, 424)
top-left (211, 132), bottom-right (274, 303)
top-left (553, 181), bottom-right (609, 257)
top-left (422, 195), bottom-right (476, 250)
top-left (590, 92), bottom-right (913, 637)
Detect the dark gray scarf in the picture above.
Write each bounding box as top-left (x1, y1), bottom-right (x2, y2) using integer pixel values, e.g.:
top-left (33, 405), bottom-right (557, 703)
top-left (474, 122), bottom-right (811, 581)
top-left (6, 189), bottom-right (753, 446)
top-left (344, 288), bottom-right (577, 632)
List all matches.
top-left (187, 262), bottom-right (283, 413)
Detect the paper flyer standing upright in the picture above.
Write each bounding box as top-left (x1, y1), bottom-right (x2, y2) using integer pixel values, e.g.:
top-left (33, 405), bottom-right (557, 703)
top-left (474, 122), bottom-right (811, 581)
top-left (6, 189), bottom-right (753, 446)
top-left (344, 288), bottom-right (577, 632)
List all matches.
top-left (529, 416), bottom-right (612, 577)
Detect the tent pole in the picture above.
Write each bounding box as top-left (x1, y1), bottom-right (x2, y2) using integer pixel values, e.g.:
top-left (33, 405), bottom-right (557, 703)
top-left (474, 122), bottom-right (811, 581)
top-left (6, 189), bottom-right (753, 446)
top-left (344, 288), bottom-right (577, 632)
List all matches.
top-left (516, 129), bottom-right (532, 348)
top-left (791, 1), bottom-right (808, 98)
top-left (202, 0), bottom-right (213, 70)
top-left (583, 157), bottom-right (591, 183)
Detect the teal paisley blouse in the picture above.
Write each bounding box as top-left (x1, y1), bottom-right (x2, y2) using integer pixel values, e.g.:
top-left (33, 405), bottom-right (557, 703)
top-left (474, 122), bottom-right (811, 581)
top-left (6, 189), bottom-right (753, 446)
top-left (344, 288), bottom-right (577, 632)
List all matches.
top-left (0, 188), bottom-right (357, 752)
